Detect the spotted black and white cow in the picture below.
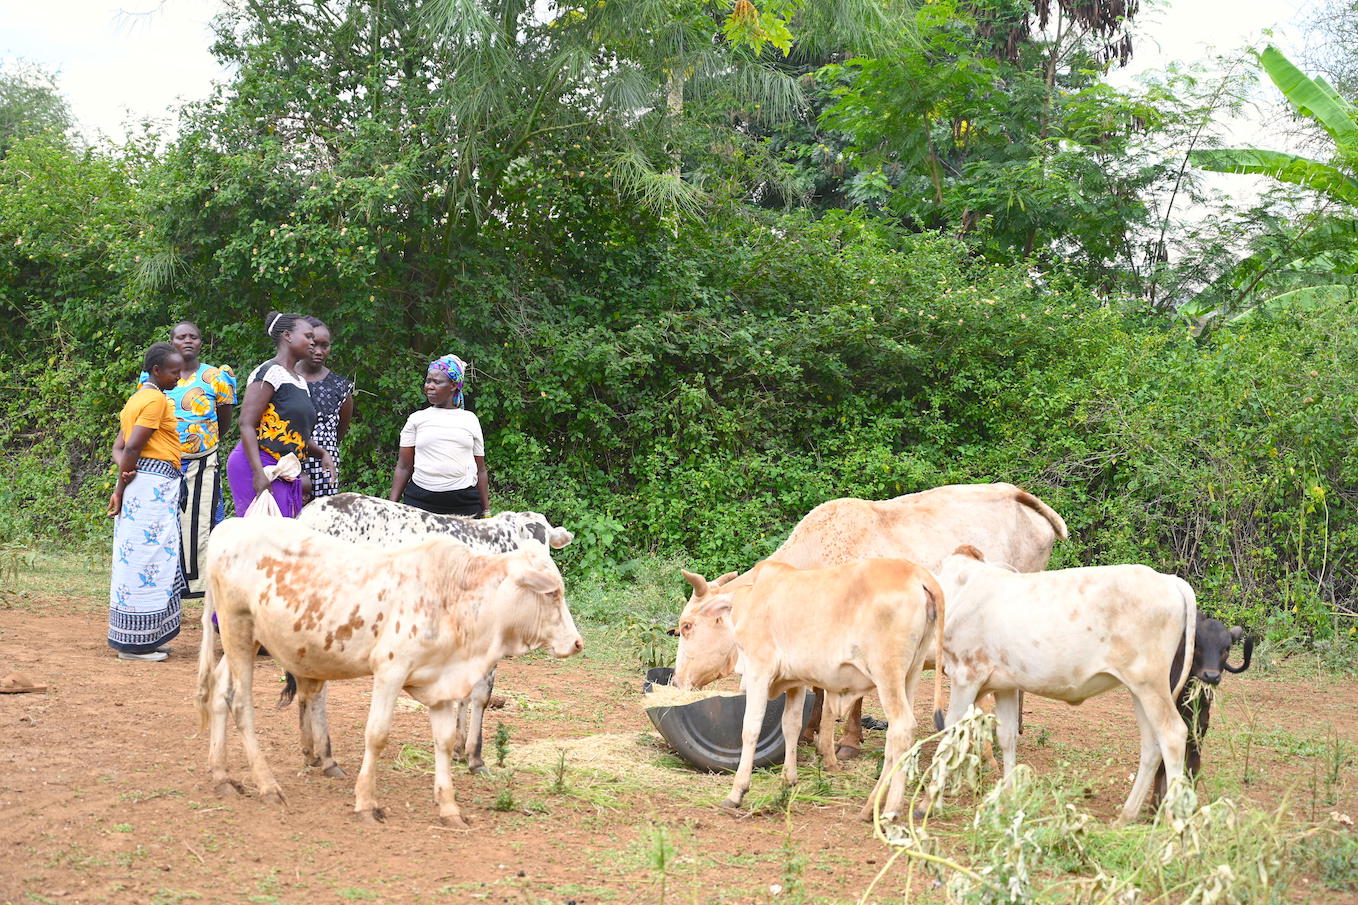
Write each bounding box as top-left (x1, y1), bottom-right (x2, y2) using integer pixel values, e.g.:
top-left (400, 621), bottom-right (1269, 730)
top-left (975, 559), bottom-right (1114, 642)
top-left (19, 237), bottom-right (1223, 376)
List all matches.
top-left (300, 492), bottom-right (574, 552)
top-left (291, 493), bottom-right (574, 774)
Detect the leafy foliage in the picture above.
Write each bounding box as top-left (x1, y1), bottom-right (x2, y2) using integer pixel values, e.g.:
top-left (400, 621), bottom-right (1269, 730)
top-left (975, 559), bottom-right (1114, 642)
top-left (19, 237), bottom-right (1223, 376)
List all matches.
top-left (1186, 46), bottom-right (1358, 323)
top-left (0, 4), bottom-right (1353, 646)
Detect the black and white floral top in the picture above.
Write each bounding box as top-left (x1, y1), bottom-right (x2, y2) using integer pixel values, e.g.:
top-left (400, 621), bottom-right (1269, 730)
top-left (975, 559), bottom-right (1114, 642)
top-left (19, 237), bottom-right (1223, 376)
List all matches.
top-left (301, 370), bottom-right (354, 497)
top-left (247, 359), bottom-right (316, 460)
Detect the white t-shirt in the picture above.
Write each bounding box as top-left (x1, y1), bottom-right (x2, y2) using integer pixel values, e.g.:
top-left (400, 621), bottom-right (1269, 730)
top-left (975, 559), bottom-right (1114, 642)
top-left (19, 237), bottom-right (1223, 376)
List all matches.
top-left (399, 407), bottom-right (485, 492)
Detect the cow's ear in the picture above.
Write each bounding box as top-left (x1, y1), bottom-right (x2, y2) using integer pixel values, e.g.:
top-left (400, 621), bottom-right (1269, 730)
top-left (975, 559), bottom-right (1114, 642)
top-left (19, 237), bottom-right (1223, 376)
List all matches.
top-left (1229, 625), bottom-right (1244, 642)
top-left (953, 544), bottom-right (985, 561)
top-left (548, 527), bottom-right (574, 549)
top-left (516, 568), bottom-right (560, 594)
top-left (699, 596), bottom-right (732, 619)
top-left (681, 569), bottom-right (709, 596)
top-left (713, 571), bottom-right (739, 587)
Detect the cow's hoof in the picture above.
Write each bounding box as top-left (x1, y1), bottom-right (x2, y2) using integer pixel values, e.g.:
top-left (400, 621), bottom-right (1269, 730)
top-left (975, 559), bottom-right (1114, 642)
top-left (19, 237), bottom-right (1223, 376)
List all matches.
top-left (719, 798), bottom-right (742, 811)
top-left (213, 780), bottom-right (244, 798)
top-left (822, 759), bottom-right (842, 773)
top-left (798, 730), bottom-right (817, 745)
top-left (468, 764), bottom-right (491, 777)
top-left (323, 764), bottom-right (346, 778)
top-left (356, 807), bottom-right (386, 824)
top-left (439, 814), bottom-right (469, 829)
top-left (260, 789), bottom-right (287, 807)
top-left (858, 806), bottom-right (874, 823)
top-left (836, 745), bottom-right (861, 761)
top-left (304, 755), bottom-right (322, 768)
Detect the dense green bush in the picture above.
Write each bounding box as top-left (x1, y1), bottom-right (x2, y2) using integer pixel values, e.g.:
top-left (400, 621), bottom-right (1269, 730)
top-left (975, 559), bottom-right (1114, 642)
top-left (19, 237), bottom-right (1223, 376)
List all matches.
top-left (1, 130), bottom-right (1353, 646)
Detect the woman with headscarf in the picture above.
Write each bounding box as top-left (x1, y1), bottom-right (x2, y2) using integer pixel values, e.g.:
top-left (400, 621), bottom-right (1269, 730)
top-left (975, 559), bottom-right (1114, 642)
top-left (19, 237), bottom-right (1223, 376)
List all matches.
top-left (389, 354), bottom-right (489, 517)
top-left (296, 315), bottom-right (355, 500)
top-left (226, 311), bottom-right (336, 518)
top-left (108, 342), bottom-right (187, 662)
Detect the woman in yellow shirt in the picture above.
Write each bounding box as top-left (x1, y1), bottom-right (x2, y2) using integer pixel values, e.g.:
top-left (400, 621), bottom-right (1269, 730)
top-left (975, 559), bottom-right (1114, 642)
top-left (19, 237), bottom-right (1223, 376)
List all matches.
top-left (108, 342), bottom-right (187, 662)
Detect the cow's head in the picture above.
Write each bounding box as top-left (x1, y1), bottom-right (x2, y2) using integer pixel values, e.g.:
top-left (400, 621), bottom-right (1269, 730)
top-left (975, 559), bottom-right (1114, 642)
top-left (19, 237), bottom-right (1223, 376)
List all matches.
top-left (672, 568), bottom-right (743, 690)
top-left (496, 542), bottom-right (584, 659)
top-left (1192, 618), bottom-right (1252, 685)
top-left (513, 512), bottom-right (575, 550)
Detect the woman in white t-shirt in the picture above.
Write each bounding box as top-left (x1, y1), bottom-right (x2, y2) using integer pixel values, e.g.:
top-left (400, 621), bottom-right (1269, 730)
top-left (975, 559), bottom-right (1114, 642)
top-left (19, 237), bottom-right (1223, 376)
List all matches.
top-left (389, 354), bottom-right (489, 517)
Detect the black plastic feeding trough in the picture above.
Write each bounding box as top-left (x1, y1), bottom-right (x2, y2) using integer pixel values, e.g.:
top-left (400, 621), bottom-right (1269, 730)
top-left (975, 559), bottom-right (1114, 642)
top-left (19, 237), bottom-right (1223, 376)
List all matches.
top-left (643, 667), bottom-right (817, 773)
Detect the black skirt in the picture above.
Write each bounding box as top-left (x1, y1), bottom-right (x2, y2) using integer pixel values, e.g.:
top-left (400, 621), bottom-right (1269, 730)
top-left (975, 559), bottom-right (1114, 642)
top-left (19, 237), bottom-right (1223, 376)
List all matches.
top-left (403, 481), bottom-right (481, 516)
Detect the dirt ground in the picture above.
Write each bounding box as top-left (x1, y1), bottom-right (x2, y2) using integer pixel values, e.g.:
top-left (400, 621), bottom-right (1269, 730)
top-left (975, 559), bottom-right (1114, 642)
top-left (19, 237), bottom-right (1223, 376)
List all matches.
top-left (2, 596), bottom-right (1355, 905)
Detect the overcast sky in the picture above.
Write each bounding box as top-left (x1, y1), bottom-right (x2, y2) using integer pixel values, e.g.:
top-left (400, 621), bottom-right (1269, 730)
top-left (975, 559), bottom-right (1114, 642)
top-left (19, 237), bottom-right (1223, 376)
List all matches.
top-left (0, 0), bottom-right (1324, 142)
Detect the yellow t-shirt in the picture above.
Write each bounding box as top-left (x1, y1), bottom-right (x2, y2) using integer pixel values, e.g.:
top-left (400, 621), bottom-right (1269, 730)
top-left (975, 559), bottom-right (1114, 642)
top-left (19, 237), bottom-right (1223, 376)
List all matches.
top-left (119, 387), bottom-right (181, 468)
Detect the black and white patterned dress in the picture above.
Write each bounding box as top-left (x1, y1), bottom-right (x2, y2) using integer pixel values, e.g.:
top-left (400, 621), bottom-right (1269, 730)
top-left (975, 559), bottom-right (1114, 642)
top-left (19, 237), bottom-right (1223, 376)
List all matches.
top-left (302, 370), bottom-right (354, 497)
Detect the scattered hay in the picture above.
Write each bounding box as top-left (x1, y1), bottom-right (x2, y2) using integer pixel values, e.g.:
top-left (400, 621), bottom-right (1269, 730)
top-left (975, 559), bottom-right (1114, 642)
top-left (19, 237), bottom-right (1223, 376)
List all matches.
top-left (512, 732), bottom-right (728, 791)
top-left (642, 677), bottom-right (744, 709)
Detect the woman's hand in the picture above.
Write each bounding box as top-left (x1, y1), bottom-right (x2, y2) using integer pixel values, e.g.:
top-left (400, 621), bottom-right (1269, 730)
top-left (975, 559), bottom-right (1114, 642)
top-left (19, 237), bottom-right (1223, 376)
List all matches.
top-left (320, 449), bottom-right (338, 485)
top-left (107, 490), bottom-right (124, 517)
top-left (253, 470), bottom-right (272, 497)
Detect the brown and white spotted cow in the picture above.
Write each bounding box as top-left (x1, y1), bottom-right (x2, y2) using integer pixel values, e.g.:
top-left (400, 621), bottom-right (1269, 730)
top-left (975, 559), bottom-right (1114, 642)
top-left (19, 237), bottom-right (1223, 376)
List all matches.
top-left (196, 517), bottom-right (583, 826)
top-left (935, 546), bottom-right (1196, 825)
top-left (676, 482), bottom-right (1068, 757)
top-left (294, 492), bottom-right (573, 774)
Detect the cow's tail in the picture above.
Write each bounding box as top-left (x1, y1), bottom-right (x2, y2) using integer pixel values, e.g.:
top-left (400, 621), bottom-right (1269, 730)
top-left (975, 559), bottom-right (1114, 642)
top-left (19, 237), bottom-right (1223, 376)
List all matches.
top-left (195, 573), bottom-right (218, 735)
top-left (1170, 577), bottom-right (1197, 701)
top-left (278, 672), bottom-right (297, 709)
top-left (921, 570), bottom-right (947, 732)
top-left (1014, 488), bottom-right (1069, 541)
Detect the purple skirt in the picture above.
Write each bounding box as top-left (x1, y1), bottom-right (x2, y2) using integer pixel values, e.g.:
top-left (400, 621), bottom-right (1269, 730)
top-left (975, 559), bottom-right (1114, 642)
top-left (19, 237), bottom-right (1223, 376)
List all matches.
top-left (225, 444), bottom-right (305, 518)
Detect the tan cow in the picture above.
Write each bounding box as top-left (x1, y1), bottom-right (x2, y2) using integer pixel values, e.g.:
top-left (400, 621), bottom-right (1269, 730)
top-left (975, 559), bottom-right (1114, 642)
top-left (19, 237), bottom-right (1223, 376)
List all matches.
top-left (195, 518), bottom-right (583, 826)
top-left (935, 546), bottom-right (1195, 825)
top-left (674, 559), bottom-right (944, 821)
top-left (678, 482), bottom-right (1068, 756)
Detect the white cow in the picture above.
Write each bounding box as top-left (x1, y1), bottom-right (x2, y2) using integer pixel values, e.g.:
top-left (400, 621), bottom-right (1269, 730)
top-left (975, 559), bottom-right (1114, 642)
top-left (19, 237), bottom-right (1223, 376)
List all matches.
top-left (196, 517), bottom-right (583, 826)
top-left (935, 546), bottom-right (1196, 824)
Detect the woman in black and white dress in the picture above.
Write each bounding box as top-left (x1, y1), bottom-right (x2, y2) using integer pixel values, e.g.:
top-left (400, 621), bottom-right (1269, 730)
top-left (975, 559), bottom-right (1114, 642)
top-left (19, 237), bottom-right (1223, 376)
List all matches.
top-left (297, 316), bottom-right (354, 499)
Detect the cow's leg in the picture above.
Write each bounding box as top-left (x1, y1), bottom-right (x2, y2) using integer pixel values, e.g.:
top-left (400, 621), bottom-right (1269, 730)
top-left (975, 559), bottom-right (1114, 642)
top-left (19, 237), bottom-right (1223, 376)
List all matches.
top-left (800, 686), bottom-right (824, 745)
top-left (861, 670), bottom-right (918, 822)
top-left (722, 677), bottom-right (772, 810)
top-left (220, 625), bottom-right (285, 806)
top-left (354, 669), bottom-right (404, 823)
top-left (816, 693), bottom-right (842, 772)
top-left (836, 696), bottom-right (865, 761)
top-left (943, 674), bottom-right (982, 728)
top-left (208, 657), bottom-right (244, 797)
top-left (462, 668), bottom-right (494, 775)
top-left (311, 683), bottom-right (344, 778)
top-left (976, 693), bottom-right (1000, 770)
top-left (1119, 689), bottom-right (1187, 826)
top-left (780, 686), bottom-right (806, 786)
top-left (993, 689), bottom-right (1022, 779)
top-left (295, 678), bottom-right (344, 777)
top-left (451, 700), bottom-right (469, 763)
top-left (427, 700), bottom-right (469, 828)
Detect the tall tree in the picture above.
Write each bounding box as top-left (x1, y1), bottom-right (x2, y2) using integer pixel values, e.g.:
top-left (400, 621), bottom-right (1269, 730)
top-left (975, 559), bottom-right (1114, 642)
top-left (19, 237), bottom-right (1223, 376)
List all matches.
top-left (1186, 46), bottom-right (1358, 324)
top-left (0, 62), bottom-right (73, 155)
top-left (814, 0), bottom-right (1189, 287)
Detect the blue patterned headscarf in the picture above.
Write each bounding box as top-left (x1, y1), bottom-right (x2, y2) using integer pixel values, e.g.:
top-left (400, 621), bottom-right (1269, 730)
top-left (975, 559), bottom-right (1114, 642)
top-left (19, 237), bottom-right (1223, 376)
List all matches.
top-left (428, 354), bottom-right (466, 408)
